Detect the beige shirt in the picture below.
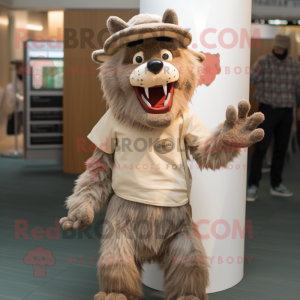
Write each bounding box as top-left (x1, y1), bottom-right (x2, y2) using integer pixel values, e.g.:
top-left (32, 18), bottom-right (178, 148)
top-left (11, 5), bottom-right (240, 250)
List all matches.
top-left (87, 108), bottom-right (209, 207)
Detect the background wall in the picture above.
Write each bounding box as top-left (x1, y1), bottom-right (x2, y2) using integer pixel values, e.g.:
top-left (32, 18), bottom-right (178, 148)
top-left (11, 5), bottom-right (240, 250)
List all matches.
top-left (0, 6), bottom-right (9, 88)
top-left (0, 0), bottom-right (139, 10)
top-left (48, 10), bottom-right (63, 40)
top-left (63, 10), bottom-right (138, 174)
top-left (0, 5), bottom-right (9, 139)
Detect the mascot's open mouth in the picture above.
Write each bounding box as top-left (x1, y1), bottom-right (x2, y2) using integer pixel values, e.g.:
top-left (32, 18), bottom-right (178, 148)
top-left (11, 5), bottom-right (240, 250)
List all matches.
top-left (134, 82), bottom-right (174, 114)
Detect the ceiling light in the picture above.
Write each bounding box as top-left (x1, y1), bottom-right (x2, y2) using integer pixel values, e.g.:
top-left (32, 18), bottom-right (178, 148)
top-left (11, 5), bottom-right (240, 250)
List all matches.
top-left (268, 19), bottom-right (288, 25)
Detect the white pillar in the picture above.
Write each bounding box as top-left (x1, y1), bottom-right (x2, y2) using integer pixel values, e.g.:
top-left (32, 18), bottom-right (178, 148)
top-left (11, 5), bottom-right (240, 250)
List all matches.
top-left (140, 0), bottom-right (252, 293)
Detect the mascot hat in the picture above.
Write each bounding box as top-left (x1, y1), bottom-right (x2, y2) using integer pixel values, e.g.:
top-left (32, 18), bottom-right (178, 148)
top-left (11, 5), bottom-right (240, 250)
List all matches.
top-left (92, 9), bottom-right (193, 64)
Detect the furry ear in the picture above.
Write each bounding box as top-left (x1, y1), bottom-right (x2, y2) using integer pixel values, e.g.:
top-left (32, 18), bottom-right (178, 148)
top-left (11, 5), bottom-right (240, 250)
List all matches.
top-left (92, 49), bottom-right (111, 64)
top-left (107, 16), bottom-right (129, 35)
top-left (190, 50), bottom-right (206, 63)
top-left (162, 9), bottom-right (179, 25)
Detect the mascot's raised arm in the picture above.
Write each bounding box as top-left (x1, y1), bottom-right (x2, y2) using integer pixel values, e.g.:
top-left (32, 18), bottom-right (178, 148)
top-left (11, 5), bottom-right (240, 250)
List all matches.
top-left (60, 9), bottom-right (264, 300)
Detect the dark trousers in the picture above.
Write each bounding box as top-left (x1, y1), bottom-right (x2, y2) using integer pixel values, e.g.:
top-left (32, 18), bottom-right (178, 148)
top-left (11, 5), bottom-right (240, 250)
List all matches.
top-left (7, 112), bottom-right (23, 135)
top-left (248, 103), bottom-right (293, 188)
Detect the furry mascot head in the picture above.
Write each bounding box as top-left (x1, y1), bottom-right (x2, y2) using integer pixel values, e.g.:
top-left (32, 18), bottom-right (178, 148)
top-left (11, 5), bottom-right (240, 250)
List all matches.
top-left (61, 8), bottom-right (264, 300)
top-left (92, 9), bottom-right (205, 130)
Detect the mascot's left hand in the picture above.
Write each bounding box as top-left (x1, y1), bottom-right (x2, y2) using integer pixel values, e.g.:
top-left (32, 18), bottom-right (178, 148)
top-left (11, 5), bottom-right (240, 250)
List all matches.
top-left (217, 100), bottom-right (265, 149)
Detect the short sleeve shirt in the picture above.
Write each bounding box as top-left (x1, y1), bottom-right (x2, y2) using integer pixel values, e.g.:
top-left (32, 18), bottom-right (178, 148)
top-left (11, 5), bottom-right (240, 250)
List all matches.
top-left (88, 107), bottom-right (209, 207)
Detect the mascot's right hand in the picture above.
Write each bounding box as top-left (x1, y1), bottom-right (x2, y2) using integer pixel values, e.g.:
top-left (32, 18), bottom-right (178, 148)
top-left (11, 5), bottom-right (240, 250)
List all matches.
top-left (60, 201), bottom-right (94, 231)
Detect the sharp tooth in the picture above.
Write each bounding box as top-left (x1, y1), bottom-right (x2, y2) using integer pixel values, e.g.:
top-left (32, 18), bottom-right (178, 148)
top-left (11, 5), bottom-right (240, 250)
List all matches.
top-left (144, 87), bottom-right (149, 99)
top-left (164, 93), bottom-right (171, 106)
top-left (142, 94), bottom-right (151, 107)
top-left (163, 84), bottom-right (167, 96)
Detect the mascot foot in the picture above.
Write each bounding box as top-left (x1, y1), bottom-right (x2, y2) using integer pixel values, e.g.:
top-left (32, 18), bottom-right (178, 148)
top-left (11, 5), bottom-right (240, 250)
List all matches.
top-left (177, 296), bottom-right (200, 300)
top-left (94, 292), bottom-right (127, 300)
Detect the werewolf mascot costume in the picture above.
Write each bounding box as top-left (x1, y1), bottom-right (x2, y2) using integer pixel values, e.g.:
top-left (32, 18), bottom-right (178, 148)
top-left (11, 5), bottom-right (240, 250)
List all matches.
top-left (60, 9), bottom-right (264, 300)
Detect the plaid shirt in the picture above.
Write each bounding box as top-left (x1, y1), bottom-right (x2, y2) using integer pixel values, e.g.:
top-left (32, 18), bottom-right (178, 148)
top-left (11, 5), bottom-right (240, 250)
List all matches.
top-left (250, 53), bottom-right (300, 108)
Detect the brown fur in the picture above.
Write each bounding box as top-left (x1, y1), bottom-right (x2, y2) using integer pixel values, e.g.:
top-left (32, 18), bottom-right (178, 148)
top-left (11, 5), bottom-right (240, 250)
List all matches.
top-left (190, 123), bottom-right (241, 171)
top-left (162, 9), bottom-right (179, 25)
top-left (98, 195), bottom-right (209, 300)
top-left (60, 148), bottom-right (114, 231)
top-left (190, 101), bottom-right (264, 170)
top-left (100, 39), bottom-right (203, 131)
top-left (107, 16), bottom-right (129, 35)
top-left (62, 149), bottom-right (211, 300)
top-left (66, 148), bottom-right (114, 213)
top-left (62, 10), bottom-right (265, 300)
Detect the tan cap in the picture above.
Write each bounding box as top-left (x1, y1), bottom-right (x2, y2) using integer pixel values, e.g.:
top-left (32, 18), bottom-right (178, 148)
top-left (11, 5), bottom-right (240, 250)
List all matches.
top-left (273, 34), bottom-right (291, 49)
top-left (92, 9), bottom-right (192, 64)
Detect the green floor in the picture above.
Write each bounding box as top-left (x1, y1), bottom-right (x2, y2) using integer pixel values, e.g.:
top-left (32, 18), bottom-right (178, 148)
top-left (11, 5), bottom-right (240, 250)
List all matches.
top-left (0, 155), bottom-right (299, 300)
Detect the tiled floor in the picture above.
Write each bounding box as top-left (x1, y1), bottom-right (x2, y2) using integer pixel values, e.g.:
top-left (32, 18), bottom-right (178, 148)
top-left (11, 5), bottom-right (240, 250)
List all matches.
top-left (0, 155), bottom-right (299, 300)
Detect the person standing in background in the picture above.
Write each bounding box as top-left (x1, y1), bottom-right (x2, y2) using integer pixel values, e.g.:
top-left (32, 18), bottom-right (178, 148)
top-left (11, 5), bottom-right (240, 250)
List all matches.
top-left (247, 34), bottom-right (300, 201)
top-left (6, 61), bottom-right (24, 135)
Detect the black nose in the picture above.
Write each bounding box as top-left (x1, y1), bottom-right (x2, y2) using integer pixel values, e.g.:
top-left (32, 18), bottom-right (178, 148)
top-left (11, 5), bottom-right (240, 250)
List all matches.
top-left (147, 59), bottom-right (163, 74)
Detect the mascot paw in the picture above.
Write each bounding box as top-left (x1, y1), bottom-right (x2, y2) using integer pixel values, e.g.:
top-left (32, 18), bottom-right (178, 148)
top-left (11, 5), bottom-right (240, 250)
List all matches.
top-left (60, 201), bottom-right (94, 231)
top-left (94, 292), bottom-right (128, 300)
top-left (221, 100), bottom-right (265, 148)
top-left (177, 296), bottom-right (200, 300)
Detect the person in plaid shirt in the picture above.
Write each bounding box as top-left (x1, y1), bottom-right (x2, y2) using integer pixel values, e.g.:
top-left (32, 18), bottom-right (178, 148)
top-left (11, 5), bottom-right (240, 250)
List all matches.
top-left (247, 34), bottom-right (300, 201)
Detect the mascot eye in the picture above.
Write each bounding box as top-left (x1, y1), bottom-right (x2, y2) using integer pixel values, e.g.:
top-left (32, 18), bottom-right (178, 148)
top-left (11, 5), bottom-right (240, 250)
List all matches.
top-left (133, 51), bottom-right (144, 64)
top-left (161, 49), bottom-right (173, 61)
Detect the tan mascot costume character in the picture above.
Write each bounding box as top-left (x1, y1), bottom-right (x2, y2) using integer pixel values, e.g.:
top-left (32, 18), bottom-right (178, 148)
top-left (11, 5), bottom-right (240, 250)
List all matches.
top-left (60, 9), bottom-right (265, 300)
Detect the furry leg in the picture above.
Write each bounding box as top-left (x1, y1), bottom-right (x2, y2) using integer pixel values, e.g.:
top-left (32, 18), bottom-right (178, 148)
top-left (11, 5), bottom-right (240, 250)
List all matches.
top-left (161, 224), bottom-right (210, 300)
top-left (97, 225), bottom-right (142, 300)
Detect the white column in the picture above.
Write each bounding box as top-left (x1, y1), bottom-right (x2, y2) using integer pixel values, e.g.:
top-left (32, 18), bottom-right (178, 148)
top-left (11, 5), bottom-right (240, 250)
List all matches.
top-left (140, 0), bottom-right (252, 293)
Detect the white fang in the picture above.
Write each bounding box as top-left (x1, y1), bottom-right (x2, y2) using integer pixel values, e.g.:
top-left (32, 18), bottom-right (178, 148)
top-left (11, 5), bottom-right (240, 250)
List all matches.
top-left (164, 93), bottom-right (171, 106)
top-left (144, 87), bottom-right (149, 98)
top-left (163, 84), bottom-right (167, 96)
top-left (142, 94), bottom-right (151, 107)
